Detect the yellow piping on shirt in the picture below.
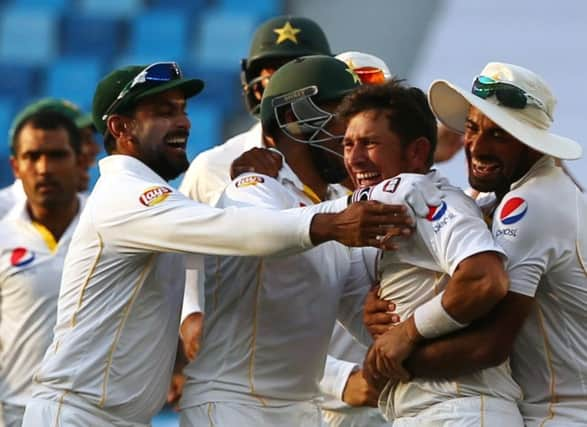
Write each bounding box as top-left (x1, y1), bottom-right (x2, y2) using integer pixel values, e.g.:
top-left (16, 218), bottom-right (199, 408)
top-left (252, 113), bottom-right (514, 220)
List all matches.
top-left (32, 222), bottom-right (58, 253)
top-left (302, 184), bottom-right (322, 204)
top-left (98, 254), bottom-right (155, 408)
top-left (53, 390), bottom-right (69, 427)
top-left (575, 240), bottom-right (587, 277)
top-left (248, 259), bottom-right (267, 406)
top-left (480, 394), bottom-right (485, 427)
top-left (536, 303), bottom-right (558, 426)
top-left (70, 233), bottom-right (104, 327)
top-left (213, 256), bottom-right (221, 312)
top-left (207, 403), bottom-right (216, 427)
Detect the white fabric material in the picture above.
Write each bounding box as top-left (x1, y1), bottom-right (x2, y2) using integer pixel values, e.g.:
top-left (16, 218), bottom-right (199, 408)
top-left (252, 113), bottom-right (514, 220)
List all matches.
top-left (0, 198), bottom-right (82, 409)
top-left (428, 62), bottom-right (582, 160)
top-left (23, 396), bottom-right (149, 427)
top-left (0, 402), bottom-right (25, 427)
top-left (179, 162), bottom-right (373, 415)
top-left (179, 122), bottom-right (263, 206)
top-left (389, 395), bottom-right (523, 427)
top-left (179, 127), bottom-right (384, 424)
top-left (377, 171), bottom-right (521, 420)
top-left (0, 181), bottom-right (25, 220)
top-left (491, 156), bottom-right (587, 425)
top-left (180, 401), bottom-right (324, 427)
top-left (27, 155), bottom-right (326, 425)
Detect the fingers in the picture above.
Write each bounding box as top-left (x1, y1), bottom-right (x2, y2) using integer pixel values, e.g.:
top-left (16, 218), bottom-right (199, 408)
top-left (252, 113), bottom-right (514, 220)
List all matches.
top-left (230, 148), bottom-right (282, 179)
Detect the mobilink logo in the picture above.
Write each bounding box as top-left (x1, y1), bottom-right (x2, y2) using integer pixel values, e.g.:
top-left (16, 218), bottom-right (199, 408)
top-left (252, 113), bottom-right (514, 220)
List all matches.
top-left (139, 186), bottom-right (172, 207)
top-left (11, 247), bottom-right (35, 267)
top-left (500, 197), bottom-right (528, 225)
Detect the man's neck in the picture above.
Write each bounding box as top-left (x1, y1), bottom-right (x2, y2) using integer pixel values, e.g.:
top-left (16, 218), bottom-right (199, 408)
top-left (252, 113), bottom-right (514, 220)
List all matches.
top-left (27, 197), bottom-right (79, 242)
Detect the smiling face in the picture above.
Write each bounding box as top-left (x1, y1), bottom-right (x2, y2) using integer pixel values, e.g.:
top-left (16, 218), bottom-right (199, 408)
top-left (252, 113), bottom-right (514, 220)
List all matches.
top-left (124, 89), bottom-right (191, 181)
top-left (11, 123), bottom-right (79, 210)
top-left (343, 109), bottom-right (410, 188)
top-left (464, 106), bottom-right (541, 197)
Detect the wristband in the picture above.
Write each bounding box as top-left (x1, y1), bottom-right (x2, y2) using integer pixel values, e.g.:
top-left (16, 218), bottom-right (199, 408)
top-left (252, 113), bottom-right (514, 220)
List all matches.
top-left (413, 292), bottom-right (468, 338)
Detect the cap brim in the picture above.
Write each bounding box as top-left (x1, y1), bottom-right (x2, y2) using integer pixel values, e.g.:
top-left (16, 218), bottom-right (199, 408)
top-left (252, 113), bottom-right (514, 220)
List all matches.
top-left (135, 78), bottom-right (205, 104)
top-left (75, 112), bottom-right (95, 129)
top-left (428, 79), bottom-right (582, 160)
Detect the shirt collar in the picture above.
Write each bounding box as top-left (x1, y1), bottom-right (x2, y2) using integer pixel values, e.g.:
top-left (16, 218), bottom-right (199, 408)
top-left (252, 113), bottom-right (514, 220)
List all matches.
top-left (98, 154), bottom-right (168, 185)
top-left (510, 155), bottom-right (555, 191)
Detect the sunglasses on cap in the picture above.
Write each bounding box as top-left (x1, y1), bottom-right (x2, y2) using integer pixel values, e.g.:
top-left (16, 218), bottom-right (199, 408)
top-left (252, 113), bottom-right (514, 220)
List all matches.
top-left (102, 62), bottom-right (183, 121)
top-left (471, 75), bottom-right (551, 119)
top-left (353, 66), bottom-right (387, 85)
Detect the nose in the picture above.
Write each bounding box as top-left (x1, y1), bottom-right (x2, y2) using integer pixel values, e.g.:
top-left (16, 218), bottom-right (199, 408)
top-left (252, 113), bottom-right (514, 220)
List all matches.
top-left (35, 154), bottom-right (53, 175)
top-left (346, 143), bottom-right (367, 168)
top-left (177, 112), bottom-right (191, 131)
top-left (465, 131), bottom-right (491, 157)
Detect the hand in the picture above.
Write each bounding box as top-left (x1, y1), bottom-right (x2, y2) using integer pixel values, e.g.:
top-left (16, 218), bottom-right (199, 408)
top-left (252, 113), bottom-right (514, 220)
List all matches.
top-left (310, 201), bottom-right (414, 249)
top-left (180, 312), bottom-right (204, 362)
top-left (166, 372), bottom-right (186, 411)
top-left (230, 147), bottom-right (283, 179)
top-left (364, 319), bottom-right (420, 385)
top-left (342, 369), bottom-right (380, 407)
top-left (351, 176), bottom-right (446, 218)
top-left (364, 286), bottom-right (400, 339)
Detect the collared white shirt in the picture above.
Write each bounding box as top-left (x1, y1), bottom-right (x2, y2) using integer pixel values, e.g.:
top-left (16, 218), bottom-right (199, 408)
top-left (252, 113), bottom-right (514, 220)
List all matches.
top-left (377, 171), bottom-right (520, 419)
top-left (31, 155), bottom-right (325, 424)
top-left (179, 163), bottom-right (374, 409)
top-left (0, 197), bottom-right (82, 407)
top-left (492, 156), bottom-right (587, 424)
top-left (0, 180), bottom-right (25, 220)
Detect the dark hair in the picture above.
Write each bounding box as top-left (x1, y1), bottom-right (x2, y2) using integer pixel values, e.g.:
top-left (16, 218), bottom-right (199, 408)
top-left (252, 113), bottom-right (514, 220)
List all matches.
top-left (337, 78), bottom-right (437, 167)
top-left (12, 110), bottom-right (81, 156)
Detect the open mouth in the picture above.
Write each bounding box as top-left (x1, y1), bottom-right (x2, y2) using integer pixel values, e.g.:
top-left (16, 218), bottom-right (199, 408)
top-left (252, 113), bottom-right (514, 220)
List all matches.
top-left (355, 171), bottom-right (382, 188)
top-left (165, 135), bottom-right (188, 152)
top-left (471, 158), bottom-right (502, 178)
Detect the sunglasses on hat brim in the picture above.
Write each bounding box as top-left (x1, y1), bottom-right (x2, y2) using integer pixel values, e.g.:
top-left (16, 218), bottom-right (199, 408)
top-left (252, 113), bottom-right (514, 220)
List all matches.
top-left (102, 62), bottom-right (183, 121)
top-left (471, 75), bottom-right (551, 119)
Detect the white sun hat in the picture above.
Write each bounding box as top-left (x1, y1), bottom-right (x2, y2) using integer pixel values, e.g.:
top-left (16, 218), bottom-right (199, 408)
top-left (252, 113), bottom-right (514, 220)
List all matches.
top-left (335, 51), bottom-right (392, 84)
top-left (428, 62), bottom-right (582, 160)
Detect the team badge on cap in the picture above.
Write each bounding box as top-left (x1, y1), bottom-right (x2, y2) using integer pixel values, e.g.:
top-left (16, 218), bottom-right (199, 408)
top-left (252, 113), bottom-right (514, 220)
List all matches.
top-left (11, 247), bottom-right (35, 267)
top-left (500, 197), bottom-right (528, 225)
top-left (139, 186), bottom-right (173, 207)
top-left (426, 201), bottom-right (447, 221)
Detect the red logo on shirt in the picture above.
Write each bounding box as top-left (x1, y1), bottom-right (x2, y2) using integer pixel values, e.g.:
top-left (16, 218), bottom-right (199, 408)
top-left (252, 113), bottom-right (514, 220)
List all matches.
top-left (10, 247), bottom-right (35, 267)
top-left (139, 186), bottom-right (172, 207)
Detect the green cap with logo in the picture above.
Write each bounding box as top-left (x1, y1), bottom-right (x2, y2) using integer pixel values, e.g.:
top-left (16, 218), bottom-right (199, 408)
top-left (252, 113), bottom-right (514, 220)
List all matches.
top-left (92, 63), bottom-right (204, 134)
top-left (260, 55), bottom-right (362, 130)
top-left (241, 16), bottom-right (331, 115)
top-left (9, 98), bottom-right (93, 146)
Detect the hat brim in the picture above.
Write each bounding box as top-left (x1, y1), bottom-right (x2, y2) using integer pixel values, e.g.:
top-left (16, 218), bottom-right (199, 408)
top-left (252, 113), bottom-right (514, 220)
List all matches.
top-left (133, 78), bottom-right (205, 105)
top-left (428, 79), bottom-right (582, 160)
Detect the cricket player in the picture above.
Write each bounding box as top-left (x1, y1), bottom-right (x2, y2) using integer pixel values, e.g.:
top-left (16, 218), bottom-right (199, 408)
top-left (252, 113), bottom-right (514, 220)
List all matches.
top-left (180, 15), bottom-right (332, 206)
top-left (0, 109), bottom-right (83, 426)
top-left (338, 80), bottom-right (524, 425)
top-left (366, 62), bottom-right (585, 426)
top-left (178, 55), bottom-right (414, 427)
top-left (0, 98), bottom-right (97, 220)
top-left (21, 62), bottom-right (412, 427)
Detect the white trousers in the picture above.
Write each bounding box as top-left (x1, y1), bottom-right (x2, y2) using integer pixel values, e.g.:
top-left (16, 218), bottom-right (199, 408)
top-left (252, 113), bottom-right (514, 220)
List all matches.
top-left (180, 401), bottom-right (324, 427)
top-left (0, 402), bottom-right (25, 427)
top-left (322, 406), bottom-right (391, 427)
top-left (22, 398), bottom-right (150, 427)
top-left (390, 396), bottom-right (523, 427)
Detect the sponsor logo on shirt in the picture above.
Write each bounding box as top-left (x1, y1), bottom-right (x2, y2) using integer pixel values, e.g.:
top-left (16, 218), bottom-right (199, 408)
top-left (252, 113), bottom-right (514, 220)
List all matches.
top-left (495, 228), bottom-right (517, 238)
top-left (11, 247), bottom-right (35, 267)
top-left (235, 175), bottom-right (264, 188)
top-left (139, 186), bottom-right (172, 207)
top-left (383, 177), bottom-right (401, 193)
top-left (426, 201), bottom-right (447, 221)
top-left (351, 186), bottom-right (373, 203)
top-left (500, 197), bottom-right (527, 225)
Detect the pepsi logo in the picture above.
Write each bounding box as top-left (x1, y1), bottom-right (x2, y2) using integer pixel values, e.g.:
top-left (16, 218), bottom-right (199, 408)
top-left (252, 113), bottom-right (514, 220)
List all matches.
top-left (426, 201), bottom-right (447, 221)
top-left (11, 247), bottom-right (35, 267)
top-left (500, 197), bottom-right (528, 225)
top-left (139, 186), bottom-right (172, 207)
